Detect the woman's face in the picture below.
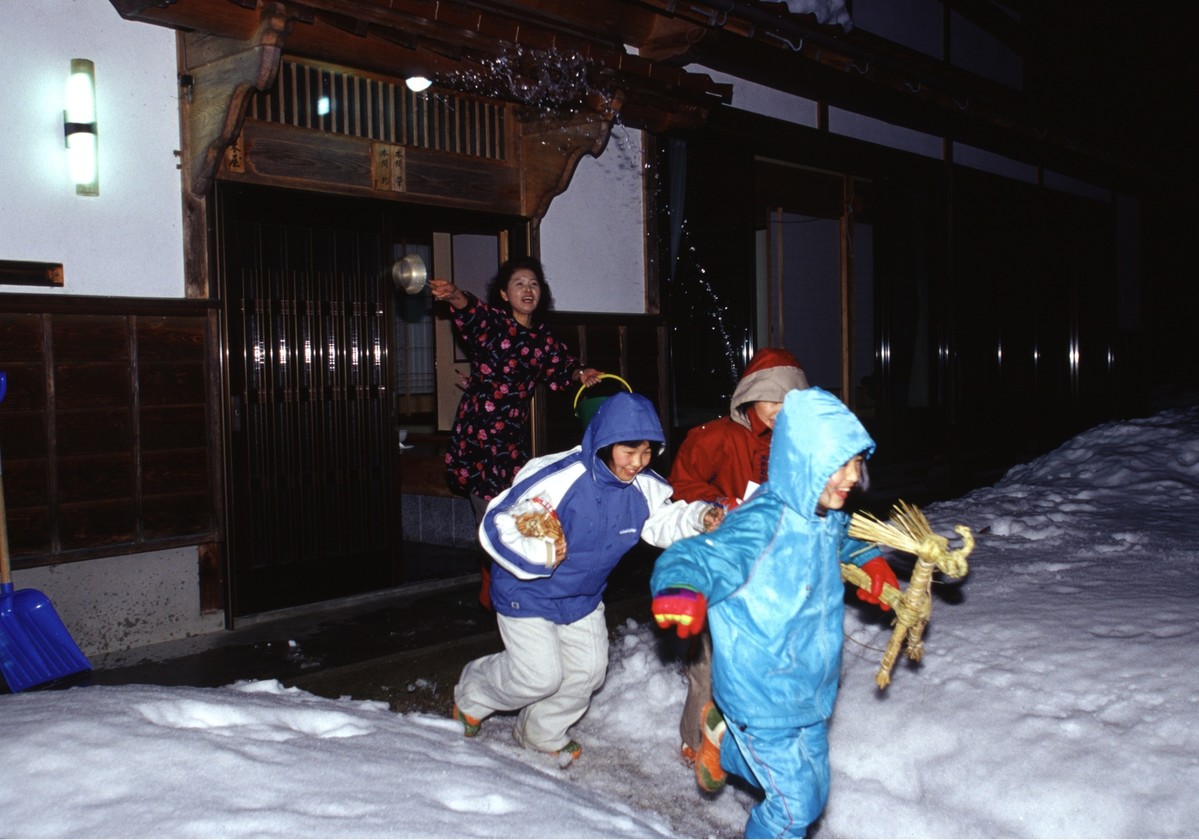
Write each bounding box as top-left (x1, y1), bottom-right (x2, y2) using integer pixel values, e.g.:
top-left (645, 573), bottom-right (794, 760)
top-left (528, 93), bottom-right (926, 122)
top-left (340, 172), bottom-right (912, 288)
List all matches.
top-left (606, 441), bottom-right (654, 482)
top-left (818, 454), bottom-right (864, 510)
top-left (500, 268), bottom-right (541, 325)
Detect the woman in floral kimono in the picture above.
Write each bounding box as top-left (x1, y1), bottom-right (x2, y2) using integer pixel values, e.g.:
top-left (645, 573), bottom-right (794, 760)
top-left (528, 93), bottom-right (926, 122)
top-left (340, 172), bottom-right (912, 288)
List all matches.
top-left (429, 258), bottom-right (601, 605)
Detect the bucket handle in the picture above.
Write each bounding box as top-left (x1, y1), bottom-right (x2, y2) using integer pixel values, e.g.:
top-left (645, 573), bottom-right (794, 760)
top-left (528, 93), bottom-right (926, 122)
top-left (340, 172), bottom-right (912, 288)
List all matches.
top-left (572, 373), bottom-right (632, 412)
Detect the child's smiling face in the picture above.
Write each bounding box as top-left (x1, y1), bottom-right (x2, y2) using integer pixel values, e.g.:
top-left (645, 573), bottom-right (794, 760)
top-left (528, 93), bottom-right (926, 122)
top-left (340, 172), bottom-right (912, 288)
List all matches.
top-left (818, 454), bottom-right (864, 510)
top-left (607, 441), bottom-right (653, 482)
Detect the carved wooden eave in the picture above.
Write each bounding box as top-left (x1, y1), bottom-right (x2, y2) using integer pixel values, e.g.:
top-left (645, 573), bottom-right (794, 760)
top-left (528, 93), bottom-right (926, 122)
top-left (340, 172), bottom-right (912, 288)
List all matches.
top-left (181, 3), bottom-right (291, 199)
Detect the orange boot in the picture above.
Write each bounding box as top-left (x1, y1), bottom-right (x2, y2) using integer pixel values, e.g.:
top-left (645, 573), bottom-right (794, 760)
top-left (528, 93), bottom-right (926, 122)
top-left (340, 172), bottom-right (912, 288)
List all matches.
top-left (452, 704), bottom-right (482, 737)
top-left (695, 701), bottom-right (727, 792)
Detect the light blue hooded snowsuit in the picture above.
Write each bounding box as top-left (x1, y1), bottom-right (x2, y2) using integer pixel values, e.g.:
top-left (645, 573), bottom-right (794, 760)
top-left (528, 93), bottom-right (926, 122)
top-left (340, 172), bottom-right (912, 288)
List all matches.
top-left (651, 387), bottom-right (880, 838)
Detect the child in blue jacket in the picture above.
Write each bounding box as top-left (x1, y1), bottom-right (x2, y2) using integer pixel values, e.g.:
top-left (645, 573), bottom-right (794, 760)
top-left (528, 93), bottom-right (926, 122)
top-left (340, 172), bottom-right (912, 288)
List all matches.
top-left (452, 391), bottom-right (722, 764)
top-left (651, 387), bottom-right (898, 838)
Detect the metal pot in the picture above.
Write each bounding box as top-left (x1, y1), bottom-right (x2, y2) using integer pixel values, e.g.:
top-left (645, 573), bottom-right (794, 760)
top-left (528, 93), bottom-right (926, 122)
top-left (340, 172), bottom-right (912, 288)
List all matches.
top-left (392, 253), bottom-right (428, 295)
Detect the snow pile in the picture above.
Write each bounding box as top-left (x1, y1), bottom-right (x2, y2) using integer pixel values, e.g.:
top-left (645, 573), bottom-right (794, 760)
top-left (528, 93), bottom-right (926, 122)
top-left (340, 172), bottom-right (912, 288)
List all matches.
top-left (3, 405), bottom-right (1199, 838)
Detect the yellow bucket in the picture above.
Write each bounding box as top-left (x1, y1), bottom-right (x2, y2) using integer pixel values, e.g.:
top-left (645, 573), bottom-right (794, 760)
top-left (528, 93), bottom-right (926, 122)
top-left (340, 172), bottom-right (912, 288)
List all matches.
top-left (572, 374), bottom-right (633, 430)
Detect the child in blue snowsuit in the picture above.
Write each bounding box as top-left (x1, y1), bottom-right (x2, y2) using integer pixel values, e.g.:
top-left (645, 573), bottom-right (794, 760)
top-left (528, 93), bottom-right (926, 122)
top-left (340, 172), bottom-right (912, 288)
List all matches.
top-left (651, 387), bottom-right (898, 838)
top-left (453, 391), bottom-right (722, 763)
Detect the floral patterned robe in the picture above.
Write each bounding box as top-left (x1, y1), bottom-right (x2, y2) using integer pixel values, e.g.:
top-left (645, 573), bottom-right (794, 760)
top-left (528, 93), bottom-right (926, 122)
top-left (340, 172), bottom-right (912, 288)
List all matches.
top-left (444, 292), bottom-right (579, 500)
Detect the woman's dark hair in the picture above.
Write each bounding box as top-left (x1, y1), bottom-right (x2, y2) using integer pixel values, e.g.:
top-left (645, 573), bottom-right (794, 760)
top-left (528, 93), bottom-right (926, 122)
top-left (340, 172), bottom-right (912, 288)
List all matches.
top-left (486, 256), bottom-right (555, 324)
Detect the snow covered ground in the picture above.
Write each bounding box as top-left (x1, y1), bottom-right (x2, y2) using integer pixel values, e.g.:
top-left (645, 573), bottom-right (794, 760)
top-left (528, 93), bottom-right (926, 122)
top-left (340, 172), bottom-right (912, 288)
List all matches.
top-left (3, 402), bottom-right (1198, 838)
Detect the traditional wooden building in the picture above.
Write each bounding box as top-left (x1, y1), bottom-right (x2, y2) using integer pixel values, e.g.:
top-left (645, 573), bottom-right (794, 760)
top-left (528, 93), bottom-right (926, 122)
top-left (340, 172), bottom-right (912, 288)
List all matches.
top-left (2, 0), bottom-right (1192, 658)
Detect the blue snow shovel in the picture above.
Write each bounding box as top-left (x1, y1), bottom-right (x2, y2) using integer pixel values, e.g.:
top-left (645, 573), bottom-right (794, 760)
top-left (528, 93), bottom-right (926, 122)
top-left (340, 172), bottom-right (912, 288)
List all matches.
top-left (0, 372), bottom-right (91, 692)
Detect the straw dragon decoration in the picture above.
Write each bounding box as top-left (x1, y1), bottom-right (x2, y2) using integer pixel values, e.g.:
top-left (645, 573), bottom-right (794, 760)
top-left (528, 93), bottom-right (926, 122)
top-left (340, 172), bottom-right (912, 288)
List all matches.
top-left (842, 500), bottom-right (973, 689)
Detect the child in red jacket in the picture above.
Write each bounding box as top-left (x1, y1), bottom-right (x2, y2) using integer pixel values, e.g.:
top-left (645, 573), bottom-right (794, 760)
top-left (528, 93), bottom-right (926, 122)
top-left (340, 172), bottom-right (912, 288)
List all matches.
top-left (668, 348), bottom-right (811, 763)
top-left (669, 348), bottom-right (810, 509)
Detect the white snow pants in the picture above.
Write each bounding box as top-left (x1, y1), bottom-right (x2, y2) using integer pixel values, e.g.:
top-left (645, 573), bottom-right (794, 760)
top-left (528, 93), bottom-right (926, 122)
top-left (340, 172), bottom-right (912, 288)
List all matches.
top-left (454, 603), bottom-right (609, 752)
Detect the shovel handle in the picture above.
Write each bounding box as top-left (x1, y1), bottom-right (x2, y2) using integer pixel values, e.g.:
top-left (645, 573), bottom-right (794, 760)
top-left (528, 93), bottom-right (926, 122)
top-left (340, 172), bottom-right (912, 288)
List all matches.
top-left (0, 455), bottom-right (9, 587)
top-left (0, 477), bottom-right (9, 588)
top-left (0, 370), bottom-right (9, 585)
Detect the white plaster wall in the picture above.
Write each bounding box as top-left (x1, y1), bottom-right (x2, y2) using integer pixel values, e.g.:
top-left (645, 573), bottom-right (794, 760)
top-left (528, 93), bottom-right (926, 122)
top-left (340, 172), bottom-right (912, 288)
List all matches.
top-left (539, 125), bottom-right (647, 313)
top-left (12, 548), bottom-right (222, 661)
top-left (953, 142), bottom-right (1039, 183)
top-left (697, 68), bottom-right (820, 129)
top-left (828, 108), bottom-right (944, 159)
top-left (0, 0), bottom-right (184, 298)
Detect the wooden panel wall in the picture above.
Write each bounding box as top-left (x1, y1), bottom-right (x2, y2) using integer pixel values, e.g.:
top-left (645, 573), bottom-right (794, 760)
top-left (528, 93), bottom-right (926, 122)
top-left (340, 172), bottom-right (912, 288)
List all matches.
top-left (0, 302), bottom-right (217, 569)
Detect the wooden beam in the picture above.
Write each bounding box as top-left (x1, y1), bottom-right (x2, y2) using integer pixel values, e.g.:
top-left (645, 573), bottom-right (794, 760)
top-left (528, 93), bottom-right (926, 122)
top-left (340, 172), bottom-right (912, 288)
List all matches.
top-left (0, 261), bottom-right (64, 288)
top-left (638, 13), bottom-right (709, 62)
top-left (224, 120), bottom-right (525, 215)
top-left (181, 2), bottom-right (292, 199)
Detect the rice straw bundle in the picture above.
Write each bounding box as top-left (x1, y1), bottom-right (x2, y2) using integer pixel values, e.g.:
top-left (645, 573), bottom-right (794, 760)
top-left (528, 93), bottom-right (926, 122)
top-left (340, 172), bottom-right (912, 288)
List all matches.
top-left (515, 508), bottom-right (565, 543)
top-left (513, 497), bottom-right (566, 568)
top-left (843, 500), bottom-right (973, 689)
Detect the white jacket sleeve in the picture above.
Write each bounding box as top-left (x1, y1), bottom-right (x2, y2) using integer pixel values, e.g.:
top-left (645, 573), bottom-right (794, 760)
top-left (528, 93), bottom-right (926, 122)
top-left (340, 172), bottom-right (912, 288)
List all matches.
top-left (636, 474), bottom-right (714, 548)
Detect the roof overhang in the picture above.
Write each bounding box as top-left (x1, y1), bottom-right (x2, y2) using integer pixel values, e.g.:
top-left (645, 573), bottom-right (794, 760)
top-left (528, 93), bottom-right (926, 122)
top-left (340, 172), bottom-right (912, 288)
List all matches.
top-left (109, 0), bottom-right (734, 133)
top-left (108, 0), bottom-right (1162, 192)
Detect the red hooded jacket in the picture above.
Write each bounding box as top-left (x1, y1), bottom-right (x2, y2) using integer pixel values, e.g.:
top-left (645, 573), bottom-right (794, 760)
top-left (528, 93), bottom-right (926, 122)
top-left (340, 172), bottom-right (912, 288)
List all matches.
top-left (669, 348), bottom-right (810, 506)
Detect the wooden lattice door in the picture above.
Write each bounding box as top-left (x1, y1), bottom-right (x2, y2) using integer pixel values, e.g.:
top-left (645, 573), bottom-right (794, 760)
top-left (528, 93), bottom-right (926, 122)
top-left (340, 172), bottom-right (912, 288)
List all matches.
top-left (217, 184), bottom-right (400, 618)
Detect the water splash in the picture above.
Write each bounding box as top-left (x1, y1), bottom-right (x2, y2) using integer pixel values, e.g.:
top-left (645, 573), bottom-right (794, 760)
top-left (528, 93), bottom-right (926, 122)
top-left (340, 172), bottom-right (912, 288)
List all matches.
top-left (664, 215), bottom-right (743, 395)
top-left (444, 45), bottom-right (616, 121)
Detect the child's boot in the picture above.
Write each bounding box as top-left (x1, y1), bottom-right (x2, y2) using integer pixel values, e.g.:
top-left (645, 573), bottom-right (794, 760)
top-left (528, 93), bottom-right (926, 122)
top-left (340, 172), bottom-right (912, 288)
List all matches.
top-left (695, 701), bottom-right (727, 792)
top-left (553, 740), bottom-right (583, 768)
top-left (452, 703), bottom-right (482, 737)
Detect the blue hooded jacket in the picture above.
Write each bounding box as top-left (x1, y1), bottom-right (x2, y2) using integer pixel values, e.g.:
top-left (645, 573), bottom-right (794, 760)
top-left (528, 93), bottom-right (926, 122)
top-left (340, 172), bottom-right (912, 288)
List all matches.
top-left (482, 391), bottom-right (711, 624)
top-left (650, 387), bottom-right (880, 728)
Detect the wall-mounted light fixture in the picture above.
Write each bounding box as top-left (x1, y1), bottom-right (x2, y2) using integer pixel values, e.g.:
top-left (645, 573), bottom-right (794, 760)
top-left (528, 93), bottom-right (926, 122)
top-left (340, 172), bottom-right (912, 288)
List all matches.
top-left (405, 75), bottom-right (433, 93)
top-left (64, 58), bottom-right (98, 196)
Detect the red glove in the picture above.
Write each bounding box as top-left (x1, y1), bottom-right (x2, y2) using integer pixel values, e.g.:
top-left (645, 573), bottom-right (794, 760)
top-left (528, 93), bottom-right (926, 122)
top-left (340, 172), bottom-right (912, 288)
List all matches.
top-left (855, 557), bottom-right (899, 611)
top-left (652, 587), bottom-right (708, 638)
